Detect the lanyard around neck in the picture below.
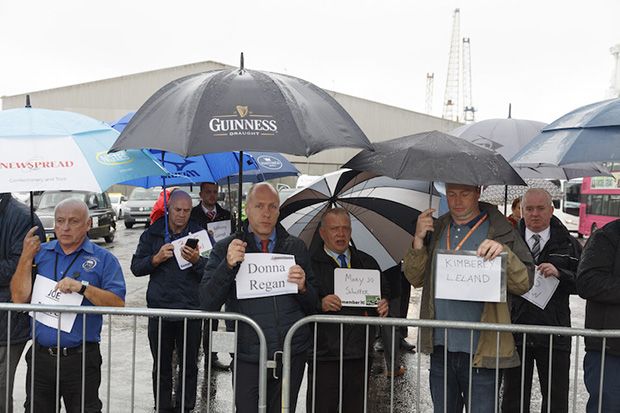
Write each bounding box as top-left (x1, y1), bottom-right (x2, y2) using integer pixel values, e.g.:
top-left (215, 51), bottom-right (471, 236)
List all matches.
top-left (54, 250), bottom-right (83, 282)
top-left (446, 213), bottom-right (488, 251)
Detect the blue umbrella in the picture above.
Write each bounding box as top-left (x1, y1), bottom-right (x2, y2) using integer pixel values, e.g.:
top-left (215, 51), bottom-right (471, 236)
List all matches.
top-left (110, 112), bottom-right (261, 187)
top-left (511, 98), bottom-right (620, 166)
top-left (0, 107), bottom-right (167, 193)
top-left (216, 151), bottom-right (299, 185)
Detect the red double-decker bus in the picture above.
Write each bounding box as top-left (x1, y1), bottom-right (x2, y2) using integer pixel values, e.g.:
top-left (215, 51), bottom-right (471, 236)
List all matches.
top-left (579, 163), bottom-right (620, 236)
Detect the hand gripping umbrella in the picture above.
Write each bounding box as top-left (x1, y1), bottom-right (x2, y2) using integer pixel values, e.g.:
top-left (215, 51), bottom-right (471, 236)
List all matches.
top-left (109, 54), bottom-right (373, 231)
top-left (279, 169), bottom-right (440, 271)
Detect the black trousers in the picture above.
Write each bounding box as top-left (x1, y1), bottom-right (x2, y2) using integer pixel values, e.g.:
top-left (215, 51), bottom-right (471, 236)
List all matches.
top-left (233, 354), bottom-right (306, 413)
top-left (148, 318), bottom-right (202, 412)
top-left (502, 346), bottom-right (570, 413)
top-left (306, 359), bottom-right (369, 413)
top-left (24, 342), bottom-right (102, 413)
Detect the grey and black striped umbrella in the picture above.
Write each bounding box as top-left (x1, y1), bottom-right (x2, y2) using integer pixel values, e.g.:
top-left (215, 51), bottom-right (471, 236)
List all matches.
top-left (279, 169), bottom-right (440, 271)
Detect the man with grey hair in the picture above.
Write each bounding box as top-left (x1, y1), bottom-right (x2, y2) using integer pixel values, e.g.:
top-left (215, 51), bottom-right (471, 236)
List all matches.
top-left (502, 188), bottom-right (581, 413)
top-left (200, 182), bottom-right (318, 413)
top-left (11, 197), bottom-right (126, 413)
top-left (132, 190), bottom-right (206, 413)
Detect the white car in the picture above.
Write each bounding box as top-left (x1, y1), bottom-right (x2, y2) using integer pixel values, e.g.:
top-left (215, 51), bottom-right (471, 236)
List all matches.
top-left (108, 193), bottom-right (128, 220)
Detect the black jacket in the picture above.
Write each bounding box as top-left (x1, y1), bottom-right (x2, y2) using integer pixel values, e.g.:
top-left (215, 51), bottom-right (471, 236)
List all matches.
top-left (577, 219), bottom-right (620, 356)
top-left (190, 203), bottom-right (235, 233)
top-left (310, 240), bottom-right (390, 361)
top-left (131, 216), bottom-right (207, 310)
top-left (0, 194), bottom-right (45, 345)
top-left (200, 221), bottom-right (319, 362)
top-left (511, 216), bottom-right (581, 351)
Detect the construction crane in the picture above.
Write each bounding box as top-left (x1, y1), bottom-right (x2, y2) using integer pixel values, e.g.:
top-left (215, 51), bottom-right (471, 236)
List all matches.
top-left (425, 73), bottom-right (434, 115)
top-left (462, 37), bottom-right (475, 123)
top-left (442, 8), bottom-right (461, 122)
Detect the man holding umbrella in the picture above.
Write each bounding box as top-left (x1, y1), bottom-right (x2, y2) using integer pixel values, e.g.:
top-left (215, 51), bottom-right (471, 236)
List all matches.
top-left (0, 193), bottom-right (44, 413)
top-left (200, 182), bottom-right (319, 413)
top-left (404, 183), bottom-right (534, 412)
top-left (11, 198), bottom-right (126, 413)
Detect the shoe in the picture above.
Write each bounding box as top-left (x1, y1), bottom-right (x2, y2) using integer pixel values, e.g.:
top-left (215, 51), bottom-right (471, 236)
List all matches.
top-left (387, 365), bottom-right (405, 377)
top-left (373, 339), bottom-right (384, 352)
top-left (209, 355), bottom-right (230, 371)
top-left (399, 338), bottom-right (416, 352)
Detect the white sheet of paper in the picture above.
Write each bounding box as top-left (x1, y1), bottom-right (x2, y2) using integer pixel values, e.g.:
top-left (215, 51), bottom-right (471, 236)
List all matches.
top-left (435, 252), bottom-right (505, 302)
top-left (30, 274), bottom-right (84, 333)
top-left (172, 229), bottom-right (212, 270)
top-left (236, 253), bottom-right (298, 299)
top-left (334, 268), bottom-right (381, 307)
top-left (207, 220), bottom-right (232, 242)
top-left (521, 269), bottom-right (560, 310)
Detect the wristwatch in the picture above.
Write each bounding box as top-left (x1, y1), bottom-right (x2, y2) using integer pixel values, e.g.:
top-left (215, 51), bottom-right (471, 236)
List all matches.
top-left (78, 280), bottom-right (89, 295)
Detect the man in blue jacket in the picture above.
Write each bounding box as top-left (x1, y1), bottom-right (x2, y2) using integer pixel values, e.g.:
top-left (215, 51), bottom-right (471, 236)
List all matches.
top-left (200, 182), bottom-right (318, 413)
top-left (131, 191), bottom-right (206, 413)
top-left (0, 193), bottom-right (44, 413)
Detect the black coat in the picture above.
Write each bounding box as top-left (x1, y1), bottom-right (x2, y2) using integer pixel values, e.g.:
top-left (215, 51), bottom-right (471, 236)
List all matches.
top-left (0, 195), bottom-right (45, 345)
top-left (200, 221), bottom-right (319, 362)
top-left (511, 216), bottom-right (581, 351)
top-left (130, 216), bottom-right (207, 310)
top-left (577, 219), bottom-right (620, 357)
top-left (309, 240), bottom-right (390, 361)
top-left (190, 203), bottom-right (235, 233)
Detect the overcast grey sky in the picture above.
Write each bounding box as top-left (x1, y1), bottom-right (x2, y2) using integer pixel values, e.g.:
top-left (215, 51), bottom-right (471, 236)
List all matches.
top-left (1, 0), bottom-right (618, 124)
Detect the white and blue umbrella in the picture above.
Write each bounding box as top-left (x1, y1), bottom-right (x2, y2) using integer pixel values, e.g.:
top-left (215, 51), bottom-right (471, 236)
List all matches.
top-left (0, 107), bottom-right (167, 193)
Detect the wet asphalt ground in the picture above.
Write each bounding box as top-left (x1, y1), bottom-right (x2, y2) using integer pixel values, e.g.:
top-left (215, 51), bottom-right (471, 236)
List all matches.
top-left (11, 225), bottom-right (590, 412)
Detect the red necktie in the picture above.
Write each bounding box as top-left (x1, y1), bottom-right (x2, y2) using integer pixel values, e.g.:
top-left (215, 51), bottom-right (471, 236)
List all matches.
top-left (206, 210), bottom-right (216, 221)
top-left (260, 239), bottom-right (270, 253)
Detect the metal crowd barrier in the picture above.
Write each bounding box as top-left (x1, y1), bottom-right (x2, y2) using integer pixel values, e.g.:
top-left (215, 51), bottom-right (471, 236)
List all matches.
top-left (0, 303), bottom-right (268, 413)
top-left (282, 314), bottom-right (620, 413)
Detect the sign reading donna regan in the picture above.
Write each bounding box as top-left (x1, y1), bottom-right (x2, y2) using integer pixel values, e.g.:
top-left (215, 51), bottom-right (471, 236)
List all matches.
top-left (236, 253), bottom-right (298, 299)
top-left (434, 250), bottom-right (507, 303)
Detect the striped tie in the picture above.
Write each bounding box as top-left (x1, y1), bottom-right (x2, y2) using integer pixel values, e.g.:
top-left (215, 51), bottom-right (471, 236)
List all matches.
top-left (338, 254), bottom-right (347, 268)
top-left (206, 210), bottom-right (216, 221)
top-left (531, 234), bottom-right (541, 263)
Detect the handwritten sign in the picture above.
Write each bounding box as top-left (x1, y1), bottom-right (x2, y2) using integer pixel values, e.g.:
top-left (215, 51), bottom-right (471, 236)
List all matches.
top-left (435, 250), bottom-right (507, 302)
top-left (334, 268), bottom-right (381, 307)
top-left (236, 253), bottom-right (298, 299)
top-left (30, 274), bottom-right (84, 333)
top-left (207, 220), bottom-right (232, 242)
top-left (172, 230), bottom-right (212, 270)
top-left (521, 268), bottom-right (559, 310)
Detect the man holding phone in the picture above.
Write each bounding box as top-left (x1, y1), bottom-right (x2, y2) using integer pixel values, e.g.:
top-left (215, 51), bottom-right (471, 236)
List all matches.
top-left (131, 190), bottom-right (206, 413)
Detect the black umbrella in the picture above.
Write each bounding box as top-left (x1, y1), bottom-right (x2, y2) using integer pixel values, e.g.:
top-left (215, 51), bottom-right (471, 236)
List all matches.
top-left (342, 130), bottom-right (526, 187)
top-left (110, 54), bottom-right (373, 230)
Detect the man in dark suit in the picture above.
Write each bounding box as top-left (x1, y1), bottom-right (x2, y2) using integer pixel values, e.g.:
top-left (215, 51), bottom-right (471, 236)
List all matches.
top-left (190, 181), bottom-right (233, 371)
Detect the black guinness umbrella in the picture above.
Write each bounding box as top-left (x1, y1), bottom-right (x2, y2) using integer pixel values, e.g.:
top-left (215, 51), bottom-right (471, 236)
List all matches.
top-left (110, 54), bottom-right (373, 230)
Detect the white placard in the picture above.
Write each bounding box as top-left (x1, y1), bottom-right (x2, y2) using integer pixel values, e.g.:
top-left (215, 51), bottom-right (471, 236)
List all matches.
top-left (30, 274), bottom-right (84, 333)
top-left (334, 268), bottom-right (381, 307)
top-left (435, 250), bottom-right (507, 302)
top-left (172, 229), bottom-right (212, 270)
top-left (236, 253), bottom-right (298, 299)
top-left (207, 220), bottom-right (232, 242)
top-left (521, 269), bottom-right (560, 310)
